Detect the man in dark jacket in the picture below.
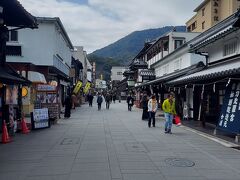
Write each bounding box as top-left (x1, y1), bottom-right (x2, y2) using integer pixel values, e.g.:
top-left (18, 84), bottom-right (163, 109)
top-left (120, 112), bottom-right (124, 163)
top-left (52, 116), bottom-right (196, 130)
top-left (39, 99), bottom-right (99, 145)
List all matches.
top-left (97, 93), bottom-right (103, 110)
top-left (127, 94), bottom-right (134, 111)
top-left (64, 95), bottom-right (71, 118)
top-left (141, 92), bottom-right (149, 120)
top-left (88, 93), bottom-right (94, 107)
top-left (105, 92), bottom-right (111, 109)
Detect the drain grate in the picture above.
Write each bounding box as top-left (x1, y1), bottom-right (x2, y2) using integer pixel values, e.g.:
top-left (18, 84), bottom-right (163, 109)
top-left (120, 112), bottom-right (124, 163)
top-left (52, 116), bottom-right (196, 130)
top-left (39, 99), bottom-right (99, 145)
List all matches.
top-left (60, 138), bottom-right (80, 145)
top-left (165, 158), bottom-right (195, 167)
top-left (124, 142), bottom-right (148, 152)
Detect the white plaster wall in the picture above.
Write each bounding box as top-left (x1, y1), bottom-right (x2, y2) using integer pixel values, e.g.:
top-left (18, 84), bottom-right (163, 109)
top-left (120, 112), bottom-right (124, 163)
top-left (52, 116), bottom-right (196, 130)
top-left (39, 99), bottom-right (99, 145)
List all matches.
top-left (111, 67), bottom-right (126, 81)
top-left (87, 71), bottom-right (92, 82)
top-left (207, 34), bottom-right (240, 64)
top-left (185, 88), bottom-right (194, 118)
top-left (7, 21), bottom-right (72, 75)
top-left (7, 23), bottom-right (55, 66)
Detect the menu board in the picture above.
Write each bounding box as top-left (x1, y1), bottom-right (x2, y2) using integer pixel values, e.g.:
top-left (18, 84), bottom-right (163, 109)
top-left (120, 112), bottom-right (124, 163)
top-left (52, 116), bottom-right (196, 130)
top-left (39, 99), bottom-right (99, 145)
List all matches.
top-left (31, 108), bottom-right (50, 129)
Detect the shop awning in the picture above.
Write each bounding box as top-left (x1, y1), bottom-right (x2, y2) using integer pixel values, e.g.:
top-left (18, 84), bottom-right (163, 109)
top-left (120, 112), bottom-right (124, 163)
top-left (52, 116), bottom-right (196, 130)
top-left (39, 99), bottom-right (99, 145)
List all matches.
top-left (167, 60), bottom-right (240, 85)
top-left (0, 65), bottom-right (30, 85)
top-left (136, 61), bottom-right (205, 87)
top-left (0, 0), bottom-right (37, 28)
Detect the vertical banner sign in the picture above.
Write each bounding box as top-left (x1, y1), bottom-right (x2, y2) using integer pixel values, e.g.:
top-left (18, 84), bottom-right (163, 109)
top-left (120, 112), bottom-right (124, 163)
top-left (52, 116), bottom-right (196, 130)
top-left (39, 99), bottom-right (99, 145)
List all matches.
top-left (218, 81), bottom-right (240, 134)
top-left (83, 82), bottom-right (91, 94)
top-left (73, 81), bottom-right (82, 94)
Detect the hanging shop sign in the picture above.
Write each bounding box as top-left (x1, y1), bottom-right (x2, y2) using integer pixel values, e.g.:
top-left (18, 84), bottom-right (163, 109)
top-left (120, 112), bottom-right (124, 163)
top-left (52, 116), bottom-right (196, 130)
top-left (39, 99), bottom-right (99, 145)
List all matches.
top-left (31, 108), bottom-right (50, 129)
top-left (217, 81), bottom-right (240, 134)
top-left (83, 82), bottom-right (91, 94)
top-left (73, 81), bottom-right (82, 94)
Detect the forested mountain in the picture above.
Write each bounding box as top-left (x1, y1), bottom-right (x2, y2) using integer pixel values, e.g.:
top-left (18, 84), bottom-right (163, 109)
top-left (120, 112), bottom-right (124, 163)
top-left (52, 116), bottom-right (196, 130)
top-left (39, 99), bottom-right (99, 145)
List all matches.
top-left (88, 26), bottom-right (186, 80)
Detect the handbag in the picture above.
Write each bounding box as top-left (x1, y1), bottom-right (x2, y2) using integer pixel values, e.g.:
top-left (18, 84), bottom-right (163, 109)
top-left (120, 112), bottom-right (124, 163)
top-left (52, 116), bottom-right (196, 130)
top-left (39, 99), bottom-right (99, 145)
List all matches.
top-left (175, 115), bottom-right (182, 126)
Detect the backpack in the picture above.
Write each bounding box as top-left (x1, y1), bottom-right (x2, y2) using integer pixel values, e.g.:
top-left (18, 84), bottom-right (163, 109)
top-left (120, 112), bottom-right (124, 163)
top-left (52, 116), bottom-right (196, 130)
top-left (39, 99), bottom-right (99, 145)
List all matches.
top-left (97, 96), bottom-right (103, 103)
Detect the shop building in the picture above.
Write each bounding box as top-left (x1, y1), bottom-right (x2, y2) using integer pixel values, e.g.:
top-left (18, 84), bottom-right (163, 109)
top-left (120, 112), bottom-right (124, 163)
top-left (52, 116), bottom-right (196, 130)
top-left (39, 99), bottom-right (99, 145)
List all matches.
top-left (0, 0), bottom-right (37, 132)
top-left (168, 10), bottom-right (240, 138)
top-left (6, 17), bottom-right (74, 116)
top-left (187, 0), bottom-right (240, 32)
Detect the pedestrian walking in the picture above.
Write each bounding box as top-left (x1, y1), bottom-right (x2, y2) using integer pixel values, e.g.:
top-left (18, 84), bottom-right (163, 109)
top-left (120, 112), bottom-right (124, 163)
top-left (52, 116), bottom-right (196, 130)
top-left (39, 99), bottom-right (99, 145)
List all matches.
top-left (64, 95), bottom-right (72, 118)
top-left (148, 95), bottom-right (158, 128)
top-left (105, 92), bottom-right (111, 109)
top-left (127, 94), bottom-right (134, 111)
top-left (97, 93), bottom-right (103, 111)
top-left (141, 92), bottom-right (149, 120)
top-left (113, 93), bottom-right (116, 103)
top-left (162, 92), bottom-right (176, 134)
top-left (88, 93), bottom-right (94, 107)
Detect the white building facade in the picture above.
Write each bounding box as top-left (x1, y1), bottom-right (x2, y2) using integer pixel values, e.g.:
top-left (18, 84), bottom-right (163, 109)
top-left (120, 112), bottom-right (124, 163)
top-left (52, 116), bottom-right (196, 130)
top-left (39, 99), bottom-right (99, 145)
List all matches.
top-left (111, 66), bottom-right (128, 81)
top-left (7, 17), bottom-right (73, 77)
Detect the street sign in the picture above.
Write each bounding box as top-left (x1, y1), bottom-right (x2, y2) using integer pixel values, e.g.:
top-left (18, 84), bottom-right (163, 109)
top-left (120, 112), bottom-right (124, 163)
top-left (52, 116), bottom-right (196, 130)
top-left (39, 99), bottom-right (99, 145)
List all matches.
top-left (218, 81), bottom-right (240, 134)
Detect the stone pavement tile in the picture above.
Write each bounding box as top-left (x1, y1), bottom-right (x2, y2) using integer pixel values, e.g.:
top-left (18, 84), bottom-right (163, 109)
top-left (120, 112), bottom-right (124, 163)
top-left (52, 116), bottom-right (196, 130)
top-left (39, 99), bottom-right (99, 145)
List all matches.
top-left (117, 154), bottom-right (151, 162)
top-left (196, 169), bottom-right (240, 180)
top-left (173, 152), bottom-right (211, 160)
top-left (122, 173), bottom-right (166, 180)
top-left (74, 156), bottom-right (109, 163)
top-left (164, 176), bottom-right (207, 180)
top-left (119, 161), bottom-right (158, 170)
top-left (46, 149), bottom-right (78, 157)
top-left (28, 164), bottom-right (72, 176)
top-left (76, 150), bottom-right (108, 159)
top-left (159, 167), bottom-right (201, 177)
top-left (24, 174), bottom-right (69, 180)
top-left (69, 171), bottom-right (111, 180)
top-left (79, 143), bottom-right (107, 151)
top-left (0, 172), bottom-right (28, 180)
top-left (193, 159), bottom-right (227, 170)
top-left (0, 162), bottom-right (39, 173)
top-left (39, 156), bottom-right (75, 166)
top-left (121, 169), bottom-right (161, 174)
top-left (0, 152), bottom-right (46, 161)
top-left (71, 162), bottom-right (110, 172)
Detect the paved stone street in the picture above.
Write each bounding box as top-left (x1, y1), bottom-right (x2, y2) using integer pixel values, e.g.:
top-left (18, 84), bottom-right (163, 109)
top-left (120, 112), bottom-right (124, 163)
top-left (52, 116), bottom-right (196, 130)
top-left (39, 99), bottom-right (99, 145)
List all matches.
top-left (0, 101), bottom-right (240, 180)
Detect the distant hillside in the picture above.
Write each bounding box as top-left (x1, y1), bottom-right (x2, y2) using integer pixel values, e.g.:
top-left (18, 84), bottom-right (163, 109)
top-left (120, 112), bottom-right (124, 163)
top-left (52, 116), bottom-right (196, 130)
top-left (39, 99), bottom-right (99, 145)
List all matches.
top-left (90, 26), bottom-right (186, 65)
top-left (88, 26), bottom-right (186, 80)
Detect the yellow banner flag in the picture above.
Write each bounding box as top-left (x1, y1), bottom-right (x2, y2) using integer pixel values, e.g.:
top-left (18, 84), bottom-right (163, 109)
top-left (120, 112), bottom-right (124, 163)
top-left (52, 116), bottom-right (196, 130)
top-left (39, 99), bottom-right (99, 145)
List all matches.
top-left (73, 81), bottom-right (82, 94)
top-left (83, 82), bottom-right (91, 94)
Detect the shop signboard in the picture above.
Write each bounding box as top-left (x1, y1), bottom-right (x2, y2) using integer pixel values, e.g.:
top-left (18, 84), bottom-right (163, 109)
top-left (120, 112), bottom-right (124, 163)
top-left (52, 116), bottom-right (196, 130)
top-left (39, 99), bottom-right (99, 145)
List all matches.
top-left (83, 82), bottom-right (91, 94)
top-left (31, 108), bottom-right (50, 129)
top-left (73, 81), bottom-right (82, 94)
top-left (217, 81), bottom-right (240, 134)
top-left (37, 85), bottom-right (57, 92)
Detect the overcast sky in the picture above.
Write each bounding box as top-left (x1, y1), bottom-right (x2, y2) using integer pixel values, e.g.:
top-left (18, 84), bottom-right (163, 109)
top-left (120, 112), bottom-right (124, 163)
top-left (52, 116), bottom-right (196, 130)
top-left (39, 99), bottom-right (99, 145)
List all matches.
top-left (19, 0), bottom-right (203, 53)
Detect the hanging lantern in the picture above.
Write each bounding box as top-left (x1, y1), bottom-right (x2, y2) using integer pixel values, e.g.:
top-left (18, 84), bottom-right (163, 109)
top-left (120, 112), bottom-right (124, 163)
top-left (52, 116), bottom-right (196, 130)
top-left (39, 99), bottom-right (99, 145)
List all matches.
top-left (127, 76), bottom-right (135, 87)
top-left (22, 87), bottom-right (28, 97)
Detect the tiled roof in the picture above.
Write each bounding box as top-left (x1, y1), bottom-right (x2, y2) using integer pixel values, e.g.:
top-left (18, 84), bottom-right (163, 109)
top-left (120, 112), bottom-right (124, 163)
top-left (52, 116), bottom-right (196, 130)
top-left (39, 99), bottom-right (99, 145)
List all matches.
top-left (1, 0), bottom-right (37, 28)
top-left (168, 60), bottom-right (240, 85)
top-left (189, 10), bottom-right (240, 52)
top-left (136, 61), bottom-right (205, 87)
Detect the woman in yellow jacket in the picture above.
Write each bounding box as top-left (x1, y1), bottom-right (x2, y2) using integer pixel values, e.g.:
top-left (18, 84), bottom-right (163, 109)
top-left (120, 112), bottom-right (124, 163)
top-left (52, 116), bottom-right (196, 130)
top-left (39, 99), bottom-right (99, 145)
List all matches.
top-left (162, 93), bottom-right (176, 134)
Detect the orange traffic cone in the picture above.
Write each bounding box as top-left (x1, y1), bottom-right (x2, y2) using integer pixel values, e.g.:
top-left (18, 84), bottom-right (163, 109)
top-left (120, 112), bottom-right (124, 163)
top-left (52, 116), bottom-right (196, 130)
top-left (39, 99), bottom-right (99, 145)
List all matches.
top-left (2, 120), bottom-right (11, 144)
top-left (21, 117), bottom-right (30, 134)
